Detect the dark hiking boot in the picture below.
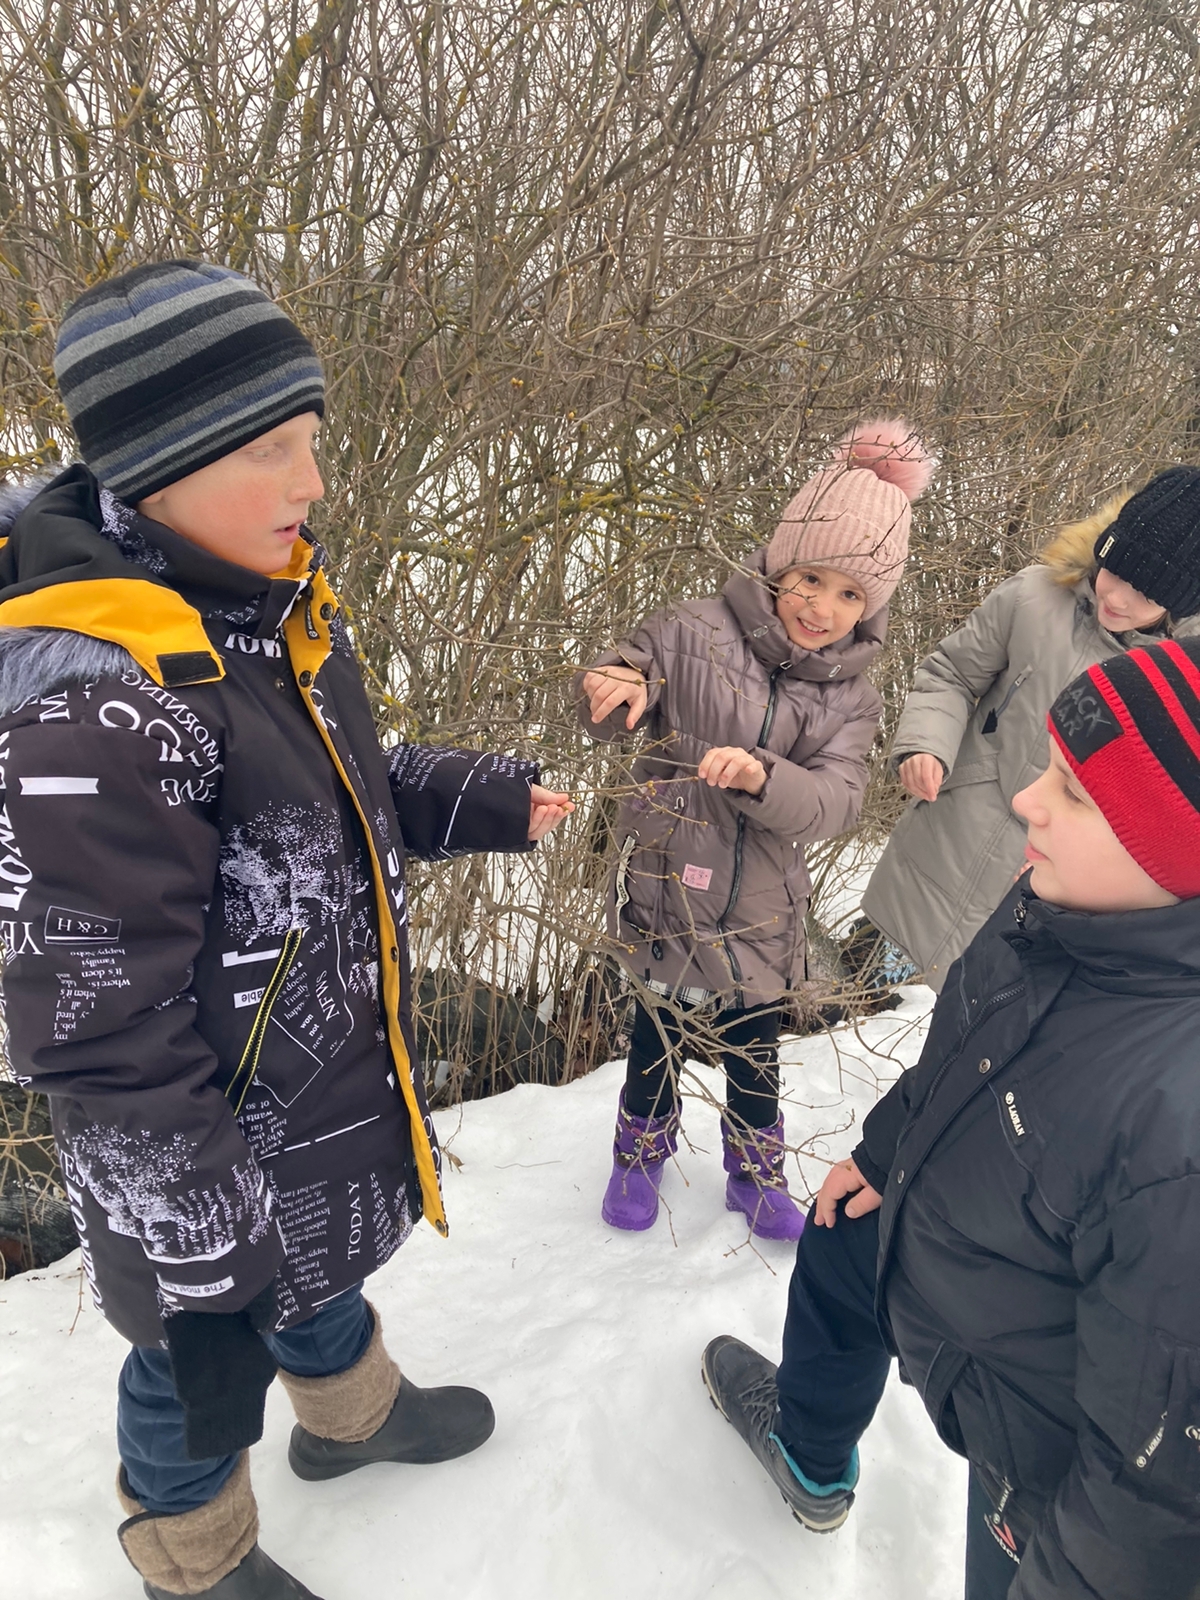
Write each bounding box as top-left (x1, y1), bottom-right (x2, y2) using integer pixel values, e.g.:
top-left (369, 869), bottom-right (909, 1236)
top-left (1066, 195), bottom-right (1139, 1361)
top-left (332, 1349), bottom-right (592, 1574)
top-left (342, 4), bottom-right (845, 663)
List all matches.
top-left (288, 1372), bottom-right (496, 1480)
top-left (279, 1300), bottom-right (496, 1481)
top-left (701, 1334), bottom-right (858, 1533)
top-left (142, 1545), bottom-right (323, 1598)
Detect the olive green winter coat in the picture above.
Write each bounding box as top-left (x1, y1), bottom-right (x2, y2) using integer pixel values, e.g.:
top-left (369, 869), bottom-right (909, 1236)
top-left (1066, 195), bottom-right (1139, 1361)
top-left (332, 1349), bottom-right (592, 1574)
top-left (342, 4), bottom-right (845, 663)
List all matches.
top-left (862, 497), bottom-right (1200, 989)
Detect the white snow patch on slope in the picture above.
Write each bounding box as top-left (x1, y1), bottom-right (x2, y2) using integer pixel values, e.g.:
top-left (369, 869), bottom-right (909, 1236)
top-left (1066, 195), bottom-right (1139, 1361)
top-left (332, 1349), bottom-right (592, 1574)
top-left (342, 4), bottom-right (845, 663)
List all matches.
top-left (0, 987), bottom-right (966, 1600)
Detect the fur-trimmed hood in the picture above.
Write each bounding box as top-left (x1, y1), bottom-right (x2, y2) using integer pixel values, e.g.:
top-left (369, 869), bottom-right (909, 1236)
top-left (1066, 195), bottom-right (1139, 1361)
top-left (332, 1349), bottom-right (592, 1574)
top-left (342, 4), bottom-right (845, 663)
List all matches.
top-left (1040, 492), bottom-right (1133, 588)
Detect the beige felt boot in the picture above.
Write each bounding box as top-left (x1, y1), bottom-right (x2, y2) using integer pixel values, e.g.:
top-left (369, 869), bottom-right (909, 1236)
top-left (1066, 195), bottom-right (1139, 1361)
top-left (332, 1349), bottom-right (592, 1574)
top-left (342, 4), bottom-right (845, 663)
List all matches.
top-left (117, 1453), bottom-right (321, 1598)
top-left (280, 1302), bottom-right (494, 1480)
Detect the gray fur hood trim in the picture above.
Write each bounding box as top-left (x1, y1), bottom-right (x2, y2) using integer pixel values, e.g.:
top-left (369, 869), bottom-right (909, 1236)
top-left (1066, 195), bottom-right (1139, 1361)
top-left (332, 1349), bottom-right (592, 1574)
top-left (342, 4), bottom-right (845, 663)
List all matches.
top-left (0, 627), bottom-right (135, 717)
top-left (0, 473), bottom-right (60, 541)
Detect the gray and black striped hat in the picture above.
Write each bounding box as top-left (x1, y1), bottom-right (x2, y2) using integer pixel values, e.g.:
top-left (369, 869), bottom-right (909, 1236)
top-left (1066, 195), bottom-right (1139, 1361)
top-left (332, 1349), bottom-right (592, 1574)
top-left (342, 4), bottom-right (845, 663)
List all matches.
top-left (54, 260), bottom-right (325, 503)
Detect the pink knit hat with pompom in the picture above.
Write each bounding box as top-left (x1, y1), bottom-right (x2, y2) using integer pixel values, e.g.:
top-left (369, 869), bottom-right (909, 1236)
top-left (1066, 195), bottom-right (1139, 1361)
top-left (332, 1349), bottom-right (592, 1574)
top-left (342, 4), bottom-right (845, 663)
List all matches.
top-left (765, 418), bottom-right (936, 616)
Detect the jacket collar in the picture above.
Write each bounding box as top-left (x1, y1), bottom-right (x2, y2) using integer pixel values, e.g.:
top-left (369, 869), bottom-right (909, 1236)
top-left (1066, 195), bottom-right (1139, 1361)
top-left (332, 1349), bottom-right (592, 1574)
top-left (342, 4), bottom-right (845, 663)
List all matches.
top-left (0, 464), bottom-right (319, 687)
top-left (0, 464), bottom-right (318, 632)
top-left (1009, 883), bottom-right (1200, 992)
top-left (721, 547), bottom-right (886, 681)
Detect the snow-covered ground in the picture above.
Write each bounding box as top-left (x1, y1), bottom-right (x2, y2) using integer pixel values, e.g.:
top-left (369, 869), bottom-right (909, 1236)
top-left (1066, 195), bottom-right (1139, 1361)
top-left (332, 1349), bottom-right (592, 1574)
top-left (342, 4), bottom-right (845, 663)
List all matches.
top-left (0, 987), bottom-right (967, 1600)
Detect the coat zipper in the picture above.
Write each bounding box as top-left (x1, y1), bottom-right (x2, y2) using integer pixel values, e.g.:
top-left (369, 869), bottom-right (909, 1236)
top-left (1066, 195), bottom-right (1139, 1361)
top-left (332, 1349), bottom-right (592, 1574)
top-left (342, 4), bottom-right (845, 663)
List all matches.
top-left (919, 981), bottom-right (1025, 1111)
top-left (225, 928), bottom-right (305, 1113)
top-left (994, 667), bottom-right (1032, 720)
top-left (715, 668), bottom-right (782, 1002)
top-left (981, 667), bottom-right (1032, 734)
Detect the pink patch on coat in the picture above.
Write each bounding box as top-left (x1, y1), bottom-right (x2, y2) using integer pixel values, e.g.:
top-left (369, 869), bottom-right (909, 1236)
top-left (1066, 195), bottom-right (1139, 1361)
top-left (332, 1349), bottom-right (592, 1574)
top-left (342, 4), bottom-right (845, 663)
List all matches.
top-left (681, 863), bottom-right (713, 890)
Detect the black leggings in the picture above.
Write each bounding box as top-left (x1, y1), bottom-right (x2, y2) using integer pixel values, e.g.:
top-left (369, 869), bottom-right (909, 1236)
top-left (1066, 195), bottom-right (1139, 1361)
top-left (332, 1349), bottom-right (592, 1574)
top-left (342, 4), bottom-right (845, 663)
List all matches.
top-left (623, 998), bottom-right (781, 1129)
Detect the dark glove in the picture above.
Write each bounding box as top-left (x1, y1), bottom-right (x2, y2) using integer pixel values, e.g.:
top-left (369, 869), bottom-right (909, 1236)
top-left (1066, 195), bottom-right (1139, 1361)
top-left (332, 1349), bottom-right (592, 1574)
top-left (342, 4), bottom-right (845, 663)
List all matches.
top-left (163, 1281), bottom-right (279, 1461)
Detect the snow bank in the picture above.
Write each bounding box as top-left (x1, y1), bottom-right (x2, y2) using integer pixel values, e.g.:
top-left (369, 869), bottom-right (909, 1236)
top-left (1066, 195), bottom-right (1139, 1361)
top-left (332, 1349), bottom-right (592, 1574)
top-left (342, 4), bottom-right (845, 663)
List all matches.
top-left (0, 987), bottom-right (968, 1600)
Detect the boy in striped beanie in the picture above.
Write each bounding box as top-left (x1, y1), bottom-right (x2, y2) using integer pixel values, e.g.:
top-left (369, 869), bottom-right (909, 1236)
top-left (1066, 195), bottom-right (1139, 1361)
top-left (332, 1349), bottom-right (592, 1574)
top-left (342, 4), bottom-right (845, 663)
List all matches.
top-left (53, 259), bottom-right (327, 504)
top-left (703, 636), bottom-right (1200, 1598)
top-left (0, 262), bottom-right (571, 1600)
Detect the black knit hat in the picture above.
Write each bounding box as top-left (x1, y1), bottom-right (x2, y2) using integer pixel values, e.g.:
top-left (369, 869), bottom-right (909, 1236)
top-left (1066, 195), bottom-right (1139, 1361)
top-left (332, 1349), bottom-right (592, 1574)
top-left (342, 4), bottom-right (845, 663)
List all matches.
top-left (54, 260), bottom-right (325, 504)
top-left (1094, 466), bottom-right (1200, 619)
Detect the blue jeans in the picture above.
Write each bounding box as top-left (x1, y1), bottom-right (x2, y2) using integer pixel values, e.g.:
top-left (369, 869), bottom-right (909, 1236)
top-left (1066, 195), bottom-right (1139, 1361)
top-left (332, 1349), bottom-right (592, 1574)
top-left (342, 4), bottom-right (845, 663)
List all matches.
top-left (776, 1206), bottom-right (1019, 1599)
top-left (117, 1284), bottom-right (373, 1514)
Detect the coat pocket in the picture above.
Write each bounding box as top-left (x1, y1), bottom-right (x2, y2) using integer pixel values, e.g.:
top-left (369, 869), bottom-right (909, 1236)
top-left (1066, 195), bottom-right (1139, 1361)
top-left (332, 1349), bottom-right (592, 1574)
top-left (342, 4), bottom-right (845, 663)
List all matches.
top-left (937, 750), bottom-right (1001, 795)
top-left (1128, 1344), bottom-right (1200, 1503)
top-left (979, 666), bottom-right (1034, 735)
top-left (225, 927), bottom-right (305, 1113)
top-left (949, 1358), bottom-right (1023, 1493)
top-left (924, 1340), bottom-right (970, 1456)
top-left (612, 804), bottom-right (679, 937)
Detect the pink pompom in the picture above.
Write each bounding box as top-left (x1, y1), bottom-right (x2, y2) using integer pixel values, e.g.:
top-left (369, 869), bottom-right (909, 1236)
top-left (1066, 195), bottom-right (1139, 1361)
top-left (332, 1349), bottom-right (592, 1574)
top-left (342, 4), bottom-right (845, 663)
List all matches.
top-left (832, 417), bottom-right (936, 503)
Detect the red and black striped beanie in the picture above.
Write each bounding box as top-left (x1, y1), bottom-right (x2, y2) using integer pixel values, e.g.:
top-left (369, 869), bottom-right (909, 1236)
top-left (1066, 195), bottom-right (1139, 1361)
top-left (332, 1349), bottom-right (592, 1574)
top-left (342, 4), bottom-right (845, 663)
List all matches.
top-left (1048, 637), bottom-right (1200, 898)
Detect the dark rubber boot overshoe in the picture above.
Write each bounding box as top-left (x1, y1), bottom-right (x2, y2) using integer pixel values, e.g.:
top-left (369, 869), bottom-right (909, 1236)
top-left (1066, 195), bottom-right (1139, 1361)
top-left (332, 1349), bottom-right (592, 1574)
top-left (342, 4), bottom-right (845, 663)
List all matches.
top-left (143, 1545), bottom-right (324, 1599)
top-left (288, 1373), bottom-right (496, 1480)
top-left (701, 1334), bottom-right (858, 1533)
top-left (600, 1089), bottom-right (681, 1231)
top-left (117, 1454), bottom-right (322, 1598)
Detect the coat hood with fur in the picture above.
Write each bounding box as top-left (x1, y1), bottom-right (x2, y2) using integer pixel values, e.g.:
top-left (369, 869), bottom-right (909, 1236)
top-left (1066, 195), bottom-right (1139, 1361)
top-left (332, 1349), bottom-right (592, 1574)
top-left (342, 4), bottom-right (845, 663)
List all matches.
top-left (1040, 492), bottom-right (1134, 590)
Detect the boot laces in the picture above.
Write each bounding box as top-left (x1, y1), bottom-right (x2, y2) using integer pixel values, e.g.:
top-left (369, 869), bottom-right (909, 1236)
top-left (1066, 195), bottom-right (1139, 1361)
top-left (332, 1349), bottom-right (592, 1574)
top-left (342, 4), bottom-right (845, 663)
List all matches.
top-left (738, 1370), bottom-right (781, 1439)
top-left (734, 1141), bottom-right (789, 1189)
top-left (616, 1106), bottom-right (678, 1166)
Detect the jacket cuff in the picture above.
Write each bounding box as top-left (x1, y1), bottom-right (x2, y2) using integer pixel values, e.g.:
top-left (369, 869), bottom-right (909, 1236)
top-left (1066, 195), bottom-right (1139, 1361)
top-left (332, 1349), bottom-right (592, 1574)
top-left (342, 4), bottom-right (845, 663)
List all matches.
top-left (387, 746), bottom-right (539, 857)
top-left (851, 1140), bottom-right (889, 1195)
top-left (890, 751), bottom-right (949, 776)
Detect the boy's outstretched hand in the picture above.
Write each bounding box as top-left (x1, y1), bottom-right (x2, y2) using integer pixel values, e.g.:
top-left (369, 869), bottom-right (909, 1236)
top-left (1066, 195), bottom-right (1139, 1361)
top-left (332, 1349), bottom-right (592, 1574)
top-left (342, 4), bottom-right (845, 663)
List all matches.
top-left (814, 1157), bottom-right (883, 1227)
top-left (529, 784), bottom-right (574, 841)
top-left (583, 665), bottom-right (648, 730)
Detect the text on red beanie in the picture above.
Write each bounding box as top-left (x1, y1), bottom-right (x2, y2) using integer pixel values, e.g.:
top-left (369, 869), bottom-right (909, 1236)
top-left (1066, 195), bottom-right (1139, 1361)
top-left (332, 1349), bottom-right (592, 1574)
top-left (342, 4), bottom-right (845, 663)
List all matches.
top-left (1048, 637), bottom-right (1200, 899)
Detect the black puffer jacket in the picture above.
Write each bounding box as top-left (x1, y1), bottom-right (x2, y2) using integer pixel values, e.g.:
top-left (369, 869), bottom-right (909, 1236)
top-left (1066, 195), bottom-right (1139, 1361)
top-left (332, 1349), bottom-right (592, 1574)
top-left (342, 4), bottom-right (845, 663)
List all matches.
top-left (854, 882), bottom-right (1200, 1600)
top-left (0, 467), bottom-right (537, 1345)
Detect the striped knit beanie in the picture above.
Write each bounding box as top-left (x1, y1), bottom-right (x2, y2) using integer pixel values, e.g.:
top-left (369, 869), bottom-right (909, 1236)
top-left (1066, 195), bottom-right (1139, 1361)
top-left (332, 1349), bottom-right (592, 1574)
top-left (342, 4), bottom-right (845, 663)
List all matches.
top-left (1048, 636), bottom-right (1200, 898)
top-left (54, 260), bottom-right (325, 504)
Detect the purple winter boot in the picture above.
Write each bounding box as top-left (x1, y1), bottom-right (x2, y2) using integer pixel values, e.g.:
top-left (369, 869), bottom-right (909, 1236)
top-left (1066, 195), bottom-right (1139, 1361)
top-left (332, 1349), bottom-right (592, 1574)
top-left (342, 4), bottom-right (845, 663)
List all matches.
top-left (601, 1091), bottom-right (681, 1231)
top-left (723, 1116), bottom-right (805, 1241)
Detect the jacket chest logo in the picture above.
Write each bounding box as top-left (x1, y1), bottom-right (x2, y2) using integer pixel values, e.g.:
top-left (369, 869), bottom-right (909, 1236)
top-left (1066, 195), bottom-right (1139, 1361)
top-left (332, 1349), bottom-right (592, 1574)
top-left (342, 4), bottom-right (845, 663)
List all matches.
top-left (1003, 1089), bottom-right (1027, 1139)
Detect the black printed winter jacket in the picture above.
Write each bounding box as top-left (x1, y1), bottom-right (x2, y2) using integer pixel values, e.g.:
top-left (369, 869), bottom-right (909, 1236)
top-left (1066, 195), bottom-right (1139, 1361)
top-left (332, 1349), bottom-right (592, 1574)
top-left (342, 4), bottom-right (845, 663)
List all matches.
top-left (0, 467), bottom-right (537, 1345)
top-left (853, 881), bottom-right (1200, 1600)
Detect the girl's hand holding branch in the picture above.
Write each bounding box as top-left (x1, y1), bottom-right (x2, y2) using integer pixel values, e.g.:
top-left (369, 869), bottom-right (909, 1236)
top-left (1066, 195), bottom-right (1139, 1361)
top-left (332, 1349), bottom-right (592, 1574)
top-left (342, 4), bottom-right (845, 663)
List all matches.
top-left (698, 746), bottom-right (767, 795)
top-left (584, 665), bottom-right (649, 730)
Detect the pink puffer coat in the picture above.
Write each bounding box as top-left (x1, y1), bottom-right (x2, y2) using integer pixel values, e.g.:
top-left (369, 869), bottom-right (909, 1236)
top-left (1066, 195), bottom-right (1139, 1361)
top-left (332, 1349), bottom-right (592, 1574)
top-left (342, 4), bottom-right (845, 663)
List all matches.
top-left (578, 549), bottom-right (883, 1005)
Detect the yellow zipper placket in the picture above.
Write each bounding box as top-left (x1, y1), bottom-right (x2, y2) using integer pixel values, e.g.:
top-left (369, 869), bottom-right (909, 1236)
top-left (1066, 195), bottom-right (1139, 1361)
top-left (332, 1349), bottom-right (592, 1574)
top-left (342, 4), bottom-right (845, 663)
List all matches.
top-left (225, 928), bottom-right (305, 1114)
top-left (282, 568), bottom-right (447, 1237)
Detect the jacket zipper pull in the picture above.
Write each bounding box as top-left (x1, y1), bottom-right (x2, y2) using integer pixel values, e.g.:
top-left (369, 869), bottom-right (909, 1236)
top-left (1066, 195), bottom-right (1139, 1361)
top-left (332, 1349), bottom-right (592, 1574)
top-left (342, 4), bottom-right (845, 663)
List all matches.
top-left (990, 1478), bottom-right (1013, 1525)
top-left (303, 587), bottom-right (319, 641)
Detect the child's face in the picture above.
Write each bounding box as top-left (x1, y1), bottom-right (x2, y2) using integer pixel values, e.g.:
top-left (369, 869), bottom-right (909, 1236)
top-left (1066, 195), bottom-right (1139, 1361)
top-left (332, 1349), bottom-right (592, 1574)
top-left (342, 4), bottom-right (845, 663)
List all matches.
top-left (774, 565), bottom-right (867, 649)
top-left (137, 412), bottom-right (324, 576)
top-left (1095, 567), bottom-right (1167, 634)
top-left (1012, 744), bottom-right (1178, 912)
